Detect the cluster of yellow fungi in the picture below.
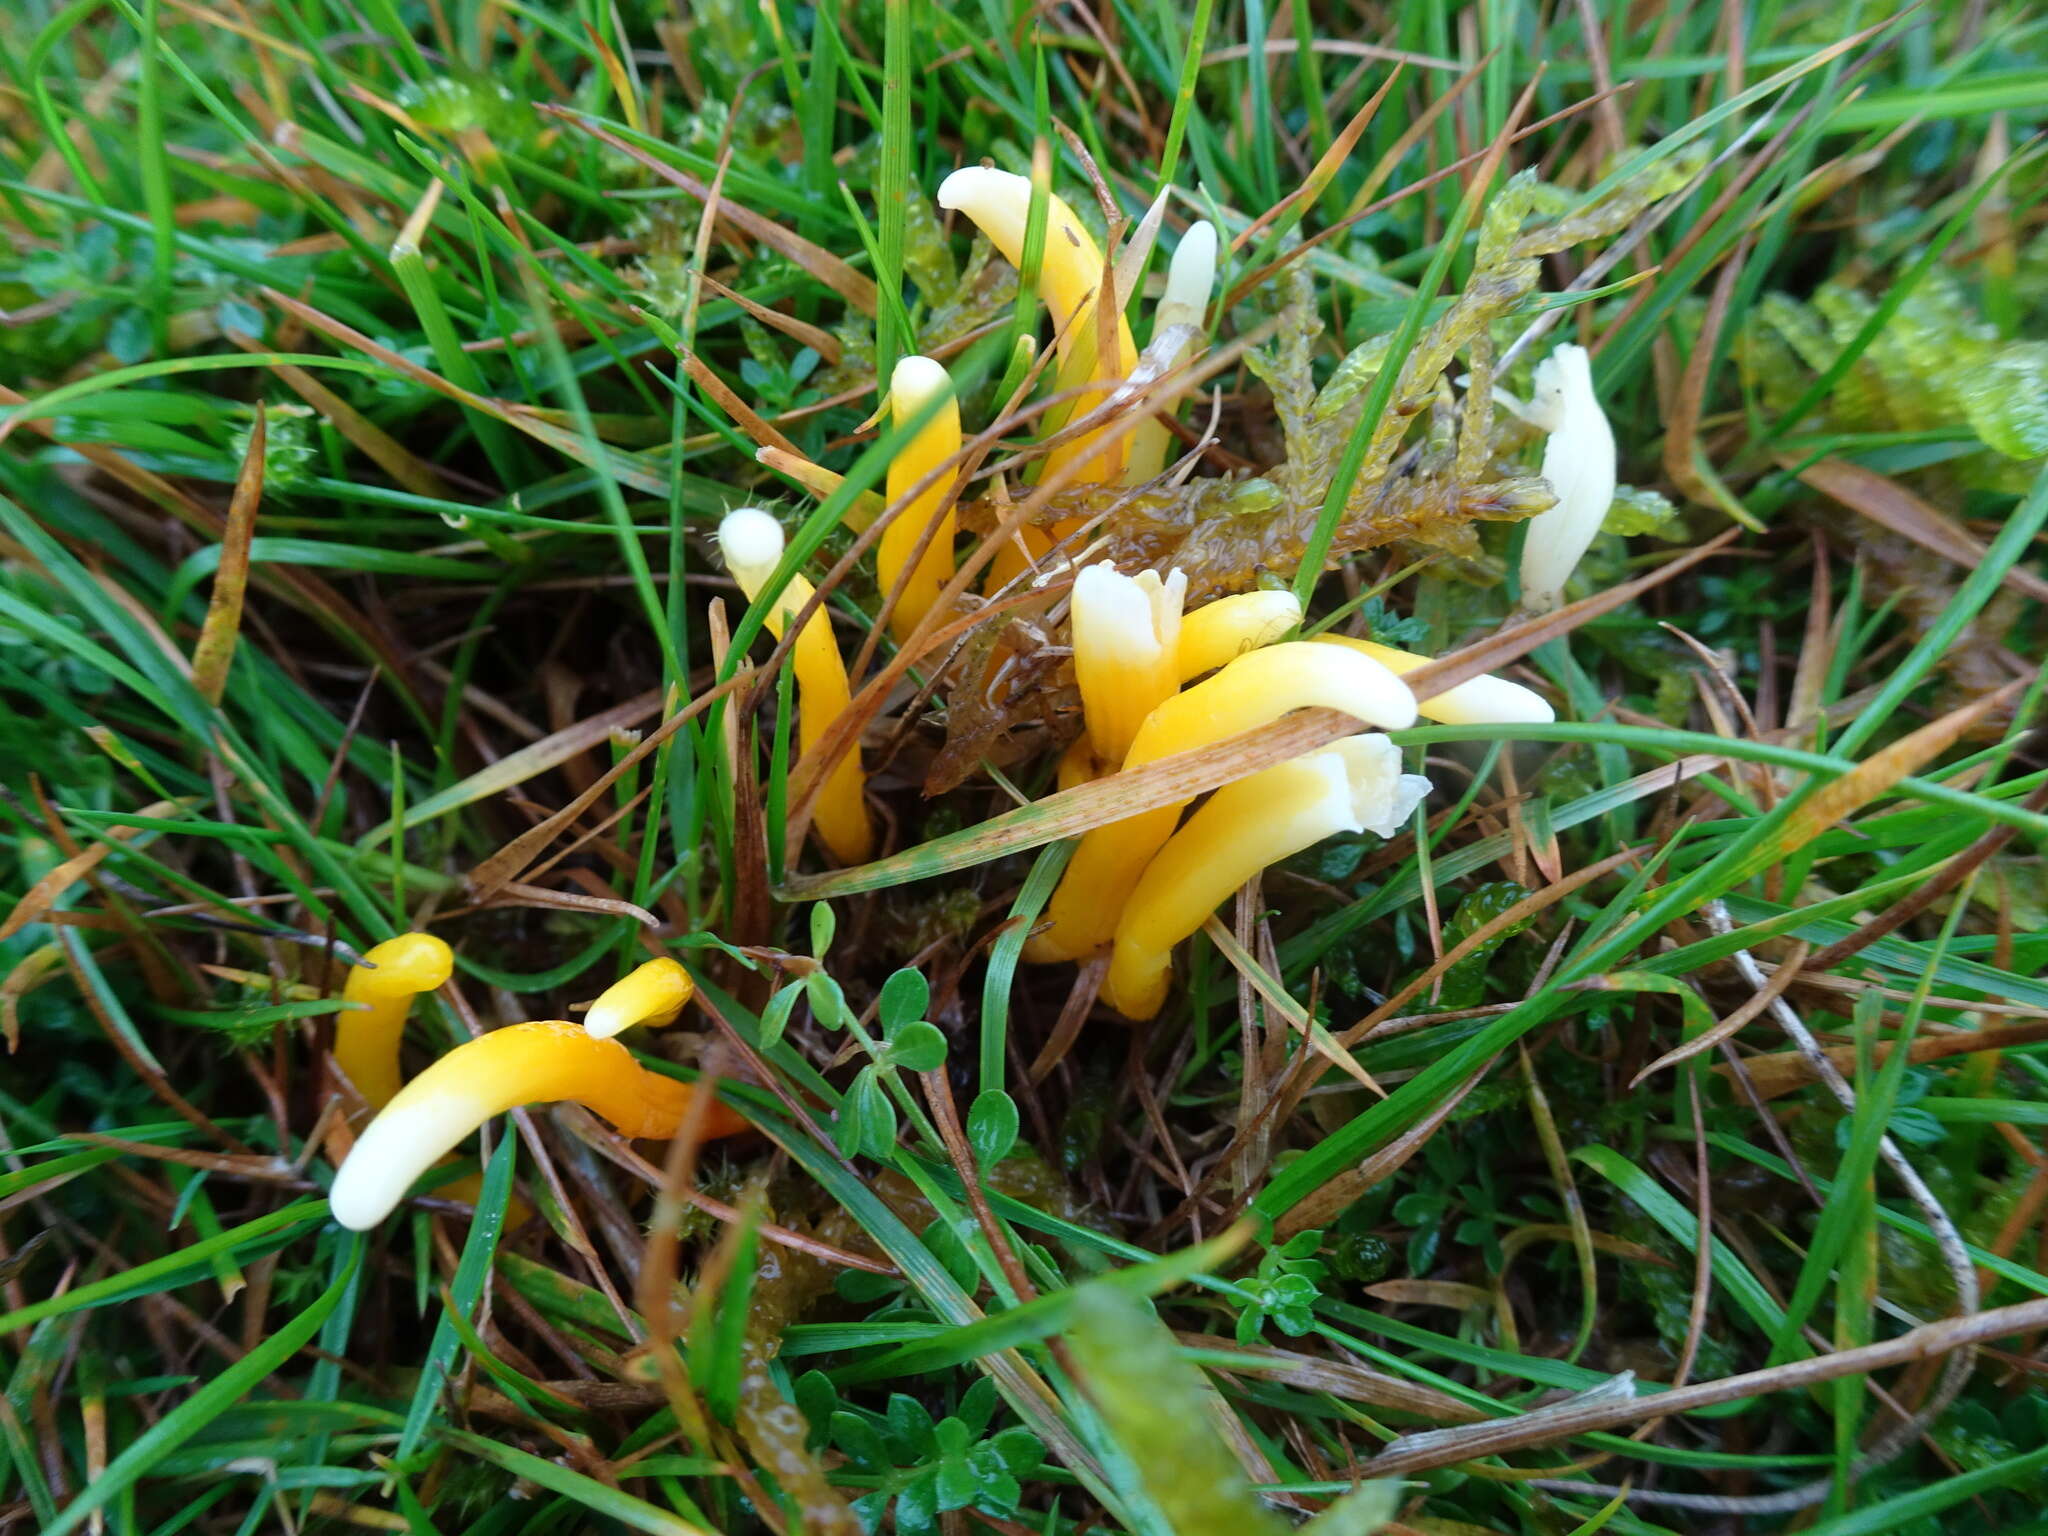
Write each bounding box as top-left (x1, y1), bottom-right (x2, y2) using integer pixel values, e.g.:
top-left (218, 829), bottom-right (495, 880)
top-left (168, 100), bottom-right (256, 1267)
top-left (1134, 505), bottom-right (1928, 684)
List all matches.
top-left (328, 946), bottom-right (745, 1231)
top-left (721, 165), bottom-right (1572, 1023)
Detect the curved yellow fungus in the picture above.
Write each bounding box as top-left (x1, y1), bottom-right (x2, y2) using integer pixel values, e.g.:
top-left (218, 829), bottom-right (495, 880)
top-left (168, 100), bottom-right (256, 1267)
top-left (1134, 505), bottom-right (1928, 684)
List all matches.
top-left (1025, 641), bottom-right (1416, 963)
top-left (1072, 563), bottom-right (1186, 765)
top-left (330, 1021), bottom-right (748, 1230)
top-left (1104, 735), bottom-right (1430, 1019)
top-left (881, 355), bottom-right (963, 643)
top-left (937, 167), bottom-right (1137, 485)
top-left (334, 932), bottom-right (454, 1113)
top-left (1313, 635), bottom-right (1555, 725)
top-left (1175, 589), bottom-right (1301, 680)
top-left (719, 508), bottom-right (874, 866)
top-left (582, 957), bottom-right (694, 1040)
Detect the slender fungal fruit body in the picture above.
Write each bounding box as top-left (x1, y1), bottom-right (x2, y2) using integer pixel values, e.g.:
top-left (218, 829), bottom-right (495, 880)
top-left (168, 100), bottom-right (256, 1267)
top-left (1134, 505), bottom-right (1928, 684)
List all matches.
top-left (1104, 735), bottom-right (1430, 1018)
top-left (583, 957), bottom-right (694, 1039)
top-left (330, 1022), bottom-right (747, 1230)
top-left (1314, 635), bottom-right (1554, 725)
top-left (937, 167), bottom-right (1138, 484)
top-left (881, 356), bottom-right (964, 641)
top-left (1026, 642), bottom-right (1416, 962)
top-left (334, 933), bottom-right (454, 1112)
top-left (719, 508), bottom-right (874, 865)
top-left (1517, 344), bottom-right (1616, 613)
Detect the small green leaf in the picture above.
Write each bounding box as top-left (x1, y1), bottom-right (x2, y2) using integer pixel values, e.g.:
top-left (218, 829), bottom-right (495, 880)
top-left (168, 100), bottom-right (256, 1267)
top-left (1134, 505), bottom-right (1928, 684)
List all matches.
top-left (839, 1069), bottom-right (898, 1159)
top-left (759, 980), bottom-right (803, 1050)
top-left (810, 901), bottom-right (836, 957)
top-left (879, 966), bottom-right (930, 1030)
top-left (967, 1090), bottom-right (1019, 1165)
top-left (886, 1021), bottom-right (947, 1074)
top-left (806, 970), bottom-right (849, 1030)
top-left (830, 1409), bottom-right (889, 1470)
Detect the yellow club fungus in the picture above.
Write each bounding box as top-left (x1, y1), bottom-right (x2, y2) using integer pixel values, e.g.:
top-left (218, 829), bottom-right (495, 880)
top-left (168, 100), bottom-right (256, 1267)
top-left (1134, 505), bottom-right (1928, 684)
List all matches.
top-left (718, 508), bottom-right (874, 866)
top-left (334, 932), bottom-right (454, 1113)
top-left (1314, 635), bottom-right (1555, 725)
top-left (937, 166), bottom-right (1137, 484)
top-left (881, 355), bottom-right (963, 643)
top-left (1072, 563), bottom-right (1186, 766)
top-left (330, 1021), bottom-right (748, 1230)
top-left (1025, 641), bottom-right (1416, 964)
top-left (1174, 589), bottom-right (1301, 680)
top-left (1103, 735), bottom-right (1431, 1019)
top-left (582, 957), bottom-right (694, 1040)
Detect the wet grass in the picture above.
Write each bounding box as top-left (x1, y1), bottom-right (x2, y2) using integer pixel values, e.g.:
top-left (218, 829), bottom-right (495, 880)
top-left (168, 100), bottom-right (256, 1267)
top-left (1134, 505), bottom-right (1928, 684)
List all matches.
top-left (1, 1), bottom-right (2046, 1533)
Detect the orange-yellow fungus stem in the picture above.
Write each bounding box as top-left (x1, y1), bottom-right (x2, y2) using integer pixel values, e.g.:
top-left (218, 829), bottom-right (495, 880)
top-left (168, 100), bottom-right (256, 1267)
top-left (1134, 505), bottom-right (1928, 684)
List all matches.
top-left (938, 167), bottom-right (1138, 485)
top-left (330, 1022), bottom-right (748, 1230)
top-left (882, 356), bottom-right (962, 643)
top-left (719, 509), bottom-right (874, 865)
top-left (1103, 736), bottom-right (1430, 1019)
top-left (1314, 635), bottom-right (1555, 725)
top-left (1175, 590), bottom-right (1301, 680)
top-left (335, 933), bottom-right (454, 1113)
top-left (1071, 564), bottom-right (1185, 765)
top-left (583, 957), bottom-right (694, 1039)
top-left (1025, 641), bottom-right (1416, 963)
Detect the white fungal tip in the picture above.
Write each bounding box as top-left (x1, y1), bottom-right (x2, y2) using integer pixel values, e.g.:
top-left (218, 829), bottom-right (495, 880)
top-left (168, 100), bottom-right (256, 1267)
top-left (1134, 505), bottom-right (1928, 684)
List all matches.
top-left (1158, 221), bottom-right (1218, 333)
top-left (936, 165), bottom-right (1022, 215)
top-left (330, 1097), bottom-right (466, 1231)
top-left (890, 354), bottom-right (953, 410)
top-left (1518, 343), bottom-right (1617, 613)
top-left (1320, 734), bottom-right (1434, 839)
top-left (717, 507), bottom-right (786, 588)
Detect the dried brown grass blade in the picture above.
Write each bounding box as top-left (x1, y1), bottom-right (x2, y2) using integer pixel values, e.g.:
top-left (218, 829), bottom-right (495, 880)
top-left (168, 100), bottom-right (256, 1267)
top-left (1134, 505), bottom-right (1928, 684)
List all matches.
top-left (1365, 1279), bottom-right (1494, 1311)
top-left (1274, 1059), bottom-right (1494, 1240)
top-left (1722, 1018), bottom-right (2048, 1102)
top-left (1200, 915), bottom-right (1383, 1097)
top-left (226, 331), bottom-right (452, 498)
top-left (1771, 680), bottom-right (2024, 858)
top-left (1, 801), bottom-right (185, 942)
top-left (1629, 941), bottom-right (1809, 1088)
top-left (677, 349), bottom-right (801, 458)
top-left (1790, 454), bottom-right (2048, 603)
top-left (259, 288), bottom-right (669, 495)
top-left (1233, 64), bottom-right (1405, 252)
top-left (695, 272), bottom-right (842, 363)
top-left (754, 447), bottom-right (886, 530)
top-left (1336, 845), bottom-right (1648, 1047)
top-left (781, 707), bottom-right (1365, 901)
top-left (1172, 1333), bottom-right (1483, 1422)
top-left (466, 672), bottom-right (748, 900)
top-left (190, 408), bottom-right (265, 706)
top-left (0, 943), bottom-right (62, 1052)
top-left (483, 882), bottom-right (660, 928)
top-left (1402, 529), bottom-right (1742, 705)
top-left (1660, 240), bottom-right (1763, 529)
top-left (390, 688), bottom-right (664, 834)
top-left (1357, 1293), bottom-right (2048, 1480)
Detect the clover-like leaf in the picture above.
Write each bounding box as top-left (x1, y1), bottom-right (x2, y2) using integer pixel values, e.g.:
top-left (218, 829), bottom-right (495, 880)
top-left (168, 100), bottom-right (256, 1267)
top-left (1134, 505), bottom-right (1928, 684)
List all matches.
top-left (758, 979), bottom-right (803, 1050)
top-left (967, 1089), bottom-right (1019, 1165)
top-left (837, 1068), bottom-right (897, 1159)
top-left (886, 1020), bottom-right (947, 1074)
top-left (805, 969), bottom-right (849, 1031)
top-left (879, 966), bottom-right (930, 1030)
